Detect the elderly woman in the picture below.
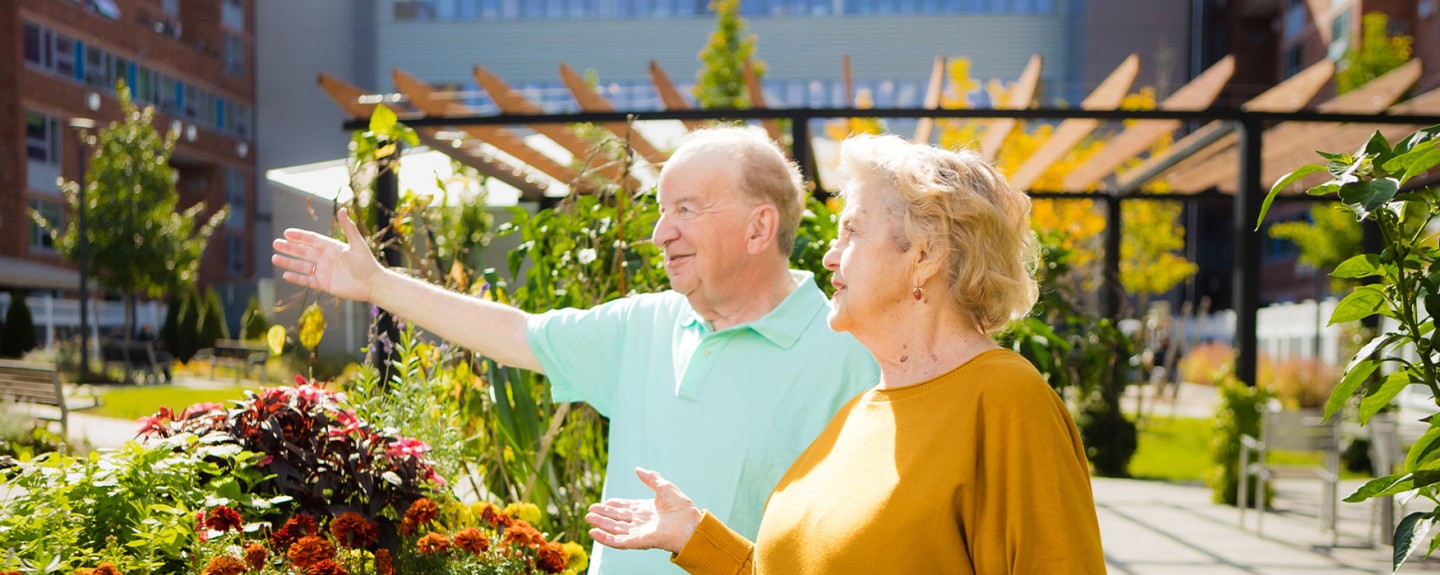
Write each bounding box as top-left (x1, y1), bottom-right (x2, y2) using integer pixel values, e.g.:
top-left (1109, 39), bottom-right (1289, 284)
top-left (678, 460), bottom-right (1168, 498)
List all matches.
top-left (585, 134), bottom-right (1105, 574)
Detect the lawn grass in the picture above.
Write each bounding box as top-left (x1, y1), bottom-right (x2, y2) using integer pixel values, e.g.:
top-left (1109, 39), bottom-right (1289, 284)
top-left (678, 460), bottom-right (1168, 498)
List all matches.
top-left (1126, 415), bottom-right (1366, 483)
top-left (1128, 416), bottom-right (1215, 483)
top-left (81, 385), bottom-right (254, 421)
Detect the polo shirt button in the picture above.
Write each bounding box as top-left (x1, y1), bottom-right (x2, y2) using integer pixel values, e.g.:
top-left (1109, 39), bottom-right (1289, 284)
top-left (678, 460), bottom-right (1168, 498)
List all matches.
top-left (702, 348), bottom-right (711, 356)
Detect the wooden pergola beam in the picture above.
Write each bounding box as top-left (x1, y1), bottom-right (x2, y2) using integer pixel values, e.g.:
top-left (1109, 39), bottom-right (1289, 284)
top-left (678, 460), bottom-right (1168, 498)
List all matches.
top-left (1117, 59), bottom-right (1334, 191)
top-left (557, 62), bottom-right (670, 166)
top-left (1009, 54), bottom-right (1139, 191)
top-left (649, 60), bottom-right (705, 131)
top-left (743, 58), bottom-right (785, 148)
top-left (472, 64), bottom-right (634, 184)
top-left (1170, 58), bottom-right (1421, 193)
top-left (1064, 55), bottom-right (1234, 190)
top-left (913, 55), bottom-right (946, 144)
top-left (391, 69), bottom-right (582, 186)
top-left (979, 54), bottom-right (1043, 161)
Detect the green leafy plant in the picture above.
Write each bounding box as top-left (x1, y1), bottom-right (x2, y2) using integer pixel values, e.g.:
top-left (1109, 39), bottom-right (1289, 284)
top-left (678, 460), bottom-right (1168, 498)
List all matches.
top-left (0, 434), bottom-right (269, 573)
top-left (1258, 124), bottom-right (1440, 570)
top-left (241, 295), bottom-right (272, 341)
top-left (694, 0), bottom-right (764, 110)
top-left (1208, 373), bottom-right (1273, 506)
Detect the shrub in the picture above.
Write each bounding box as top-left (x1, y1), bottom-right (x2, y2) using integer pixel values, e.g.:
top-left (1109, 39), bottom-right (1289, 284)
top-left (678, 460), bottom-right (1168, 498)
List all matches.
top-left (1208, 375), bottom-right (1272, 506)
top-left (240, 295), bottom-right (270, 340)
top-left (1, 290), bottom-right (38, 358)
top-left (1076, 395), bottom-right (1138, 477)
top-left (1259, 355), bottom-right (1340, 410)
top-left (198, 287), bottom-right (231, 350)
top-left (1177, 342), bottom-right (1235, 387)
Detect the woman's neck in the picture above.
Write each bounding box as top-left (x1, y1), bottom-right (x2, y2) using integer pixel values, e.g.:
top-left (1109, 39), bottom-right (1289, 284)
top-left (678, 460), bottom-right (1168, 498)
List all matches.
top-left (864, 309), bottom-right (997, 390)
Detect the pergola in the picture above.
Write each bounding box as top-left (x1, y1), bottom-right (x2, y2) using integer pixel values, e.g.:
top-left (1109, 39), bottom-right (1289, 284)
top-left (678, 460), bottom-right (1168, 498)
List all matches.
top-left (316, 55), bottom-right (1440, 387)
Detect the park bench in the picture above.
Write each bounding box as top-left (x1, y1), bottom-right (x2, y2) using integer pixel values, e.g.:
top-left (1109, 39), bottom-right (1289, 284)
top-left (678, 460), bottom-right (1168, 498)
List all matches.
top-left (0, 359), bottom-right (81, 435)
top-left (100, 339), bottom-right (170, 385)
top-left (195, 339), bottom-right (267, 383)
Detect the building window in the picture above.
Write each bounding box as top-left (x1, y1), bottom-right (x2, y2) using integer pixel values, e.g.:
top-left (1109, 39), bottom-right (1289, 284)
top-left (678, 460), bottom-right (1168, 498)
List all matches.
top-left (233, 104), bottom-right (252, 140)
top-left (224, 33), bottom-right (246, 76)
top-left (222, 0), bottom-right (245, 31)
top-left (26, 111), bottom-right (61, 165)
top-left (162, 0), bottom-right (179, 17)
top-left (226, 234), bottom-right (246, 277)
top-left (225, 168), bottom-right (247, 230)
top-left (29, 199), bottom-right (63, 252)
top-left (1328, 8), bottom-right (1353, 60)
top-left (1284, 44), bottom-right (1304, 78)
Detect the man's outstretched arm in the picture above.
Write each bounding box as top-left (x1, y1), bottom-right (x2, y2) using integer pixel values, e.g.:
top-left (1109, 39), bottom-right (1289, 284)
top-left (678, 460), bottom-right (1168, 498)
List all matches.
top-left (271, 207), bottom-right (542, 373)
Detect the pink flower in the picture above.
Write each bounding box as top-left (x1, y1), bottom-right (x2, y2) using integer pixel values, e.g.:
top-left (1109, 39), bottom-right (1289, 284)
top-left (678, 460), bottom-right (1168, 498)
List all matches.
top-left (181, 402), bottom-right (225, 420)
top-left (295, 374), bottom-right (308, 386)
top-left (137, 406), bottom-right (177, 437)
top-left (386, 437), bottom-right (430, 458)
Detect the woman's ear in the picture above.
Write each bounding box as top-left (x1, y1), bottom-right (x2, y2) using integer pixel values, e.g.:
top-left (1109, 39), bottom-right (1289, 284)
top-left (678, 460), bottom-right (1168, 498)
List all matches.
top-left (910, 240), bottom-right (945, 287)
top-left (746, 204), bottom-right (780, 255)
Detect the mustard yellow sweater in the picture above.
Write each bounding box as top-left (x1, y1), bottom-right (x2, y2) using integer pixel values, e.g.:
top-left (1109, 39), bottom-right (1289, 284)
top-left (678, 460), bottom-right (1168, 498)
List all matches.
top-left (673, 349), bottom-right (1105, 574)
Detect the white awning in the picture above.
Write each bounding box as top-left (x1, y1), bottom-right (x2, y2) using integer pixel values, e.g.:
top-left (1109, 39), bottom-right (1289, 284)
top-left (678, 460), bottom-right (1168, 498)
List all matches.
top-left (0, 256), bottom-right (79, 291)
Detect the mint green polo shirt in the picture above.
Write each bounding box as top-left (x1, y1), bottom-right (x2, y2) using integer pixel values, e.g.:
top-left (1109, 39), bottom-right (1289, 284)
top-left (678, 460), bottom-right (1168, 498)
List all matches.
top-left (526, 271), bottom-right (879, 575)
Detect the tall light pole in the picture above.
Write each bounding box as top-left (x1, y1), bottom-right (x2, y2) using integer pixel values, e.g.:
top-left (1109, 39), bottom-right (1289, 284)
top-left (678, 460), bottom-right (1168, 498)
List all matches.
top-left (70, 92), bottom-right (99, 381)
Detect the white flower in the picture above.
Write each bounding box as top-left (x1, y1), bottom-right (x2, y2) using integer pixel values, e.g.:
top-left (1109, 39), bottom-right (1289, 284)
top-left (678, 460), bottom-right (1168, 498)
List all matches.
top-left (577, 248), bottom-right (597, 265)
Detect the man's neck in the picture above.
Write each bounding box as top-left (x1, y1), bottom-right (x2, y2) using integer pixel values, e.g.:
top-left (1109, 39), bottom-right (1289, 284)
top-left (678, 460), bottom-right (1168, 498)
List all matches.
top-left (691, 266), bottom-right (799, 331)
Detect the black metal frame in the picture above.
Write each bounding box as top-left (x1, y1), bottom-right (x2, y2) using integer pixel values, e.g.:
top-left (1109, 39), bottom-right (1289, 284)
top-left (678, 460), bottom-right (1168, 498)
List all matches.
top-left (345, 105), bottom-right (1440, 387)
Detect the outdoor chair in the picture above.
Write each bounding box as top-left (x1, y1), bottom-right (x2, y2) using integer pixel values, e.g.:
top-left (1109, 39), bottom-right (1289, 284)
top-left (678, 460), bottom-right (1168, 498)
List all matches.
top-left (1368, 413), bottom-right (1408, 545)
top-left (1237, 402), bottom-right (1341, 544)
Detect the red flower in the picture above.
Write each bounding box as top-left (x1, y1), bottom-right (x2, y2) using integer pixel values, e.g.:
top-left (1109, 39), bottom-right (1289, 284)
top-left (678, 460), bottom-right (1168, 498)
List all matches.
top-left (306, 560), bottom-right (349, 575)
top-left (93, 564), bottom-right (122, 575)
top-left (329, 511), bottom-right (378, 549)
top-left (536, 542), bottom-right (569, 574)
top-left (270, 514), bottom-right (319, 552)
top-left (205, 505), bottom-right (244, 533)
top-left (200, 556), bottom-right (247, 575)
top-left (481, 504), bottom-right (514, 529)
top-left (416, 532), bottom-right (452, 555)
top-left (454, 527), bottom-right (489, 555)
top-left (244, 543), bottom-right (268, 569)
top-left (181, 402), bottom-right (225, 419)
top-left (374, 549), bottom-right (394, 575)
top-left (287, 535), bottom-right (335, 568)
top-left (386, 436), bottom-right (430, 458)
top-left (295, 374), bottom-right (308, 386)
top-left (136, 406), bottom-right (177, 437)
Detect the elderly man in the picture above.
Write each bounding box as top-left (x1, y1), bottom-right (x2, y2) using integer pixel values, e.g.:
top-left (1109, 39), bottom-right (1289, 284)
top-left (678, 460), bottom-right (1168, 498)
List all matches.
top-left (272, 127), bottom-right (878, 574)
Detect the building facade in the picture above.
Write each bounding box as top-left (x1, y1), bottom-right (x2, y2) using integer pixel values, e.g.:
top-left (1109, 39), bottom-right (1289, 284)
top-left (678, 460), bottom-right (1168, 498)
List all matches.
top-left (1, 0), bottom-right (257, 330)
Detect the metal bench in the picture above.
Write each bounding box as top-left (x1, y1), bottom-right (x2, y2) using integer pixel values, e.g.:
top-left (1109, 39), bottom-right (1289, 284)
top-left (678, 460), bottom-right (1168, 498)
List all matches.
top-left (0, 359), bottom-right (72, 435)
top-left (195, 339), bottom-right (267, 382)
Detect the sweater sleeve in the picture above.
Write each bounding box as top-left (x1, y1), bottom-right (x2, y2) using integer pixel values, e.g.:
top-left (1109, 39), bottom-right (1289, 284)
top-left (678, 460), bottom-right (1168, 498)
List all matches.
top-left (672, 511), bottom-right (755, 575)
top-left (967, 375), bottom-right (1107, 574)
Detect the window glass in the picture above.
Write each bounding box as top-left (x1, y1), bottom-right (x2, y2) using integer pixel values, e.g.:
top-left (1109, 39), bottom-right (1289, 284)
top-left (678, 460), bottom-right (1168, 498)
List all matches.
top-left (29, 199), bottom-right (62, 252)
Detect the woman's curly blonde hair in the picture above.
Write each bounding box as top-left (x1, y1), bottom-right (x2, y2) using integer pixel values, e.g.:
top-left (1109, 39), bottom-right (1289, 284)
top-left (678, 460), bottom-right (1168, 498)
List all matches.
top-left (837, 134), bottom-right (1039, 334)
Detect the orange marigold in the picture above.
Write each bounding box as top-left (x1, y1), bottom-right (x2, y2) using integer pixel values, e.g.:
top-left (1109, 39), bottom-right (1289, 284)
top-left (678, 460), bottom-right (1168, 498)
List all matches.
top-left (287, 535), bottom-right (336, 569)
top-left (305, 560), bottom-right (349, 575)
top-left (244, 543), bottom-right (268, 569)
top-left (404, 498), bottom-right (440, 526)
top-left (502, 520), bottom-right (546, 550)
top-left (416, 532), bottom-right (452, 555)
top-left (374, 549), bottom-right (394, 575)
top-left (453, 527), bottom-right (489, 555)
top-left (481, 503), bottom-right (514, 529)
top-left (200, 556), bottom-right (247, 575)
top-left (536, 542), bottom-right (568, 574)
top-left (93, 564), bottom-right (122, 575)
top-left (329, 512), bottom-right (378, 549)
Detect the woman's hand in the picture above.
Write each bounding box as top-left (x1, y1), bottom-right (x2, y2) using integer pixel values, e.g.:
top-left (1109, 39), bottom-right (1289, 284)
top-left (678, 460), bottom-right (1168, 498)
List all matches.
top-left (272, 207), bottom-right (384, 302)
top-left (587, 468), bottom-right (703, 554)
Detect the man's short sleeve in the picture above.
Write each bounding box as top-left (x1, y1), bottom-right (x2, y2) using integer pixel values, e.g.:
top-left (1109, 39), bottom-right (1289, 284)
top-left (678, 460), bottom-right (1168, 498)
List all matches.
top-left (524, 296), bottom-right (641, 416)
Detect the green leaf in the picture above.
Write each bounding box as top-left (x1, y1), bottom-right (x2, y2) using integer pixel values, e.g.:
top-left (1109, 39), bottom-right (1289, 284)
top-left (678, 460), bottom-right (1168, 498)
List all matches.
top-left (1332, 253), bottom-right (1385, 279)
top-left (1388, 147), bottom-right (1440, 186)
top-left (1338, 177), bottom-right (1400, 219)
top-left (1361, 371), bottom-right (1413, 424)
top-left (1325, 359), bottom-right (1379, 420)
top-left (1347, 470), bottom-right (1440, 502)
top-left (1406, 426), bottom-right (1440, 473)
top-left (1363, 130), bottom-right (1395, 166)
top-left (369, 104), bottom-right (397, 136)
top-left (1395, 511), bottom-right (1436, 573)
top-left (1330, 285), bottom-right (1388, 325)
top-left (1394, 124), bottom-right (1440, 156)
top-left (1258, 164), bottom-right (1328, 229)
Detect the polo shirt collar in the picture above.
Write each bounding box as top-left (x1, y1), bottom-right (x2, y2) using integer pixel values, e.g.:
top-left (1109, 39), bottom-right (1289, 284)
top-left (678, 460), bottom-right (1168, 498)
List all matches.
top-left (680, 270), bottom-right (828, 349)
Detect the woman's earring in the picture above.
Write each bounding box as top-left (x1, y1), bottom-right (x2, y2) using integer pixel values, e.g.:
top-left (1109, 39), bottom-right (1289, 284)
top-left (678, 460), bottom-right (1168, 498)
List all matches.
top-left (912, 287), bottom-right (923, 300)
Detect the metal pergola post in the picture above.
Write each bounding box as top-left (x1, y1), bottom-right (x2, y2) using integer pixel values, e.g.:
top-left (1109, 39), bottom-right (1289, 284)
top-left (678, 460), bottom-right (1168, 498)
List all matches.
top-left (373, 149), bottom-right (403, 379)
top-left (1234, 116), bottom-right (1264, 387)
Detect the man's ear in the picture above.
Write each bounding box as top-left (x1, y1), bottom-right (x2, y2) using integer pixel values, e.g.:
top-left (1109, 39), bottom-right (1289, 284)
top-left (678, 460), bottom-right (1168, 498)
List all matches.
top-left (746, 204), bottom-right (780, 255)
